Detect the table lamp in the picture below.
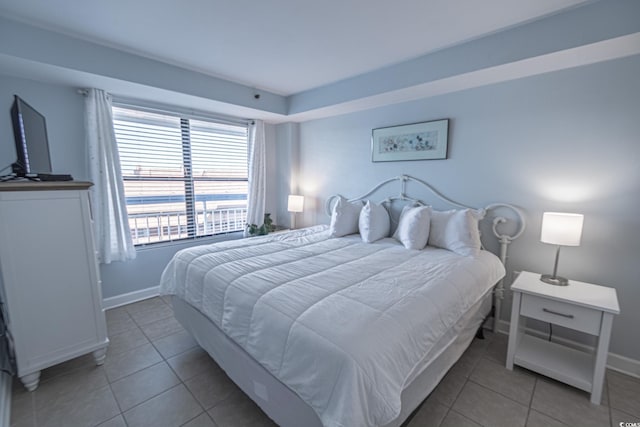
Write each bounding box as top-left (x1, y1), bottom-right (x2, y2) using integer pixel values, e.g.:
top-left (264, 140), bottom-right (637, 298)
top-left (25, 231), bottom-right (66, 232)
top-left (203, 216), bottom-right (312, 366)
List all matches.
top-left (288, 195), bottom-right (304, 229)
top-left (540, 212), bottom-right (584, 286)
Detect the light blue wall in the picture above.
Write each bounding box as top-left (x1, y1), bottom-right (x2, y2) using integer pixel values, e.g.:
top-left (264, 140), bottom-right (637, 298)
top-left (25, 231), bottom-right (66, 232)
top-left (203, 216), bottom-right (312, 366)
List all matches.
top-left (291, 55), bottom-right (640, 361)
top-left (273, 123), bottom-right (300, 227)
top-left (0, 74), bottom-right (279, 299)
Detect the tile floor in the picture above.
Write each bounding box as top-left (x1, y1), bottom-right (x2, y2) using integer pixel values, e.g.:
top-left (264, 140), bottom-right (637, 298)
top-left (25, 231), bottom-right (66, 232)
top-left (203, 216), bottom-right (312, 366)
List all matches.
top-left (9, 296), bottom-right (640, 427)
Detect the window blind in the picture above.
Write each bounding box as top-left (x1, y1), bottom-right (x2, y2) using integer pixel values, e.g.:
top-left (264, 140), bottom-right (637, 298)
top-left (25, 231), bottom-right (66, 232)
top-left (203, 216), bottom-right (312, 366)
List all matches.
top-left (112, 106), bottom-right (248, 245)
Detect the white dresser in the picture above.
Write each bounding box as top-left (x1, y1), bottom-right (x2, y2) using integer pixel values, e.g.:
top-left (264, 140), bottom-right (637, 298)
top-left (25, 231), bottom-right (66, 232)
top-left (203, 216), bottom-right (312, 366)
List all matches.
top-left (0, 181), bottom-right (108, 391)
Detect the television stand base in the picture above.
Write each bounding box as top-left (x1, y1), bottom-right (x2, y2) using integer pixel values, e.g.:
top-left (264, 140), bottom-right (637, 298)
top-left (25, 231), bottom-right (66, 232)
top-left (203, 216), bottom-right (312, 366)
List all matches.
top-left (28, 173), bottom-right (73, 182)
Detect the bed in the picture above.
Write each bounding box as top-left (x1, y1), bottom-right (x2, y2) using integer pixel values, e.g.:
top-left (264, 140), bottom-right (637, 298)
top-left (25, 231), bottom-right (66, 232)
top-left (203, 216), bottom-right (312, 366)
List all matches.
top-left (160, 175), bottom-right (525, 427)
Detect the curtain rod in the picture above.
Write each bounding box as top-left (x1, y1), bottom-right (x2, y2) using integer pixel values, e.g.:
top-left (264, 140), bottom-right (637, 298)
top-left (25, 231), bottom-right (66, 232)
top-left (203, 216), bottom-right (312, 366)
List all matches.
top-left (76, 88), bottom-right (254, 126)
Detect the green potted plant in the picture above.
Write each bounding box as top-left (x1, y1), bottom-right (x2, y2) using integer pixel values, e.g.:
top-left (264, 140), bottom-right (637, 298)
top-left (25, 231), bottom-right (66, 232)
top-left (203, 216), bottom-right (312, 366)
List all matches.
top-left (246, 213), bottom-right (276, 236)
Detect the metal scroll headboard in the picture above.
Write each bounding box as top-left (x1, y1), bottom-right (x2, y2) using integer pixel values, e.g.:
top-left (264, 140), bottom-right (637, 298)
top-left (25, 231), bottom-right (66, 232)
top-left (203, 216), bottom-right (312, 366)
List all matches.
top-left (325, 174), bottom-right (526, 332)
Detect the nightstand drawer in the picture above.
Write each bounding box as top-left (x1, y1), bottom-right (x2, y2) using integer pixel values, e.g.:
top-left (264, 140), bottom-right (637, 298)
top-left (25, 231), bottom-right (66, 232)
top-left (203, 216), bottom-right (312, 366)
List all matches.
top-left (520, 294), bottom-right (602, 335)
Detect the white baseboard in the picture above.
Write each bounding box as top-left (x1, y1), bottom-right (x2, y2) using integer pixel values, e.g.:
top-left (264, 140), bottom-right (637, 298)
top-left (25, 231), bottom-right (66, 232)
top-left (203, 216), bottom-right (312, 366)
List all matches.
top-left (0, 372), bottom-right (10, 427)
top-left (102, 286), bottom-right (160, 310)
top-left (494, 319), bottom-right (640, 379)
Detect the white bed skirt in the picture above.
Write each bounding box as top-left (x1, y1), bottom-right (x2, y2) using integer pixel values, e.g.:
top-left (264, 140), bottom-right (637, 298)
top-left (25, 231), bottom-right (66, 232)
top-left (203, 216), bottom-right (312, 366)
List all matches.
top-left (171, 287), bottom-right (492, 427)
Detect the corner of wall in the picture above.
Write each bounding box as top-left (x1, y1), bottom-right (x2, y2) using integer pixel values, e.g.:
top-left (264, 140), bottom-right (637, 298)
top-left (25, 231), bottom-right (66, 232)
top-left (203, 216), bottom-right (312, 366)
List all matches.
top-left (273, 122), bottom-right (301, 228)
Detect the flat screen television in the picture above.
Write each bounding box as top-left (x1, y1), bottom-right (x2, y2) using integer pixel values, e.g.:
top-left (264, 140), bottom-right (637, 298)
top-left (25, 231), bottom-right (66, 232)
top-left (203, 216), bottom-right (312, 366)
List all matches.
top-left (10, 95), bottom-right (53, 177)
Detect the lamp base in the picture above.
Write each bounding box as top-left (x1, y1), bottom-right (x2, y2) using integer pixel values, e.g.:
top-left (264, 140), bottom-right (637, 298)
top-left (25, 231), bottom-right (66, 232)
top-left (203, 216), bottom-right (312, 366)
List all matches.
top-left (540, 274), bottom-right (569, 286)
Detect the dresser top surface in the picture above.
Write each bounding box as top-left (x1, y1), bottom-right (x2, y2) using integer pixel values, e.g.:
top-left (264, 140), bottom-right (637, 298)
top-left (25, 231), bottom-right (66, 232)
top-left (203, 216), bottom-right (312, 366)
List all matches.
top-left (0, 181), bottom-right (92, 191)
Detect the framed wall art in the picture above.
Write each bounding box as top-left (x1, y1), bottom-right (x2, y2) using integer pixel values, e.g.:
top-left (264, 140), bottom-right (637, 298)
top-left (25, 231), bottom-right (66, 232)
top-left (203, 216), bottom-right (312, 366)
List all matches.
top-left (371, 119), bottom-right (449, 162)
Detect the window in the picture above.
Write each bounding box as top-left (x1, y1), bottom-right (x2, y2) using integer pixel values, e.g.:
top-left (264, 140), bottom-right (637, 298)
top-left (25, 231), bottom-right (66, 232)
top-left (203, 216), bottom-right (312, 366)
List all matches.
top-left (112, 105), bottom-right (248, 245)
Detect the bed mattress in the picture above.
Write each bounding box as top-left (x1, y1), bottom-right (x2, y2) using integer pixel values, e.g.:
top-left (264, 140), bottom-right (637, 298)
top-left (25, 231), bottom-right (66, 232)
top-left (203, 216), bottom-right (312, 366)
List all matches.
top-left (160, 226), bottom-right (505, 427)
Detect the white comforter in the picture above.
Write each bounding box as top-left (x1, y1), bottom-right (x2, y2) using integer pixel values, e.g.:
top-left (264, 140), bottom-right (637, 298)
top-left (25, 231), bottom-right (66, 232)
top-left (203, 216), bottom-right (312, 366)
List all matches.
top-left (160, 225), bottom-right (505, 427)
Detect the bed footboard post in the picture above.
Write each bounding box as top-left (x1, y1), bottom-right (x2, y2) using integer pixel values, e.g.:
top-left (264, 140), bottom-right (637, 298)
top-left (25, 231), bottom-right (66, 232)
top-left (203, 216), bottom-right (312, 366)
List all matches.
top-left (485, 205), bottom-right (526, 334)
top-left (493, 235), bottom-right (510, 333)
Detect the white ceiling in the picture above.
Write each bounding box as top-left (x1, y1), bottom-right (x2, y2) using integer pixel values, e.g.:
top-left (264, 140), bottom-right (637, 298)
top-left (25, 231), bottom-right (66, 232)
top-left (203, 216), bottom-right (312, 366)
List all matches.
top-left (0, 0), bottom-right (589, 96)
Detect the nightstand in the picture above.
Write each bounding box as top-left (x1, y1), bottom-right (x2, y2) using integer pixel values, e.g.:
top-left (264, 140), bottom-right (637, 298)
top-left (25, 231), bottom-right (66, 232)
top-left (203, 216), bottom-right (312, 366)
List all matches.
top-left (506, 271), bottom-right (619, 404)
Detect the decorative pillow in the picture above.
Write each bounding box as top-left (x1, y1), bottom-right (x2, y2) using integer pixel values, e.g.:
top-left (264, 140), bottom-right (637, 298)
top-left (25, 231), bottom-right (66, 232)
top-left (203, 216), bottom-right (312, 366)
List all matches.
top-left (428, 208), bottom-right (483, 256)
top-left (359, 201), bottom-right (391, 243)
top-left (329, 196), bottom-right (363, 237)
top-left (393, 205), bottom-right (432, 250)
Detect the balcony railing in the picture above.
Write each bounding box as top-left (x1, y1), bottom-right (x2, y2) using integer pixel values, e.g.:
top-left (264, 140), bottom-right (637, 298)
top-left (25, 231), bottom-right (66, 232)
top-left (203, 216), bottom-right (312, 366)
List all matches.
top-left (129, 206), bottom-right (247, 245)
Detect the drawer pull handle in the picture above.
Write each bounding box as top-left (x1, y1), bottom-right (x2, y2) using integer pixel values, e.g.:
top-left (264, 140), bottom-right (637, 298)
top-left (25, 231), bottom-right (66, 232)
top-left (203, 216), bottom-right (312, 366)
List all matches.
top-left (542, 308), bottom-right (574, 319)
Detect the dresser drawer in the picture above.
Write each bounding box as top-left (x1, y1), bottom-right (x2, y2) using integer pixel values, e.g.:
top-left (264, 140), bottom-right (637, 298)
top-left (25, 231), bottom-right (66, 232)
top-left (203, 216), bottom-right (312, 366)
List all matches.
top-left (520, 294), bottom-right (602, 335)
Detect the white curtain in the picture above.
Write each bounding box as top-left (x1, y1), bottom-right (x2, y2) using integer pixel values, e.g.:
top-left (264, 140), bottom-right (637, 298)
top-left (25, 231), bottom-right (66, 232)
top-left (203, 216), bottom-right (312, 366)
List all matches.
top-left (244, 120), bottom-right (266, 236)
top-left (85, 89), bottom-right (136, 263)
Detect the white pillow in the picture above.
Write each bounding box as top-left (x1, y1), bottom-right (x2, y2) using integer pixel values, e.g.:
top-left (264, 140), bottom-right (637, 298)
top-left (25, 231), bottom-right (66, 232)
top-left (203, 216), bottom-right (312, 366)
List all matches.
top-left (329, 196), bottom-right (363, 237)
top-left (428, 208), bottom-right (483, 256)
top-left (393, 205), bottom-right (432, 249)
top-left (359, 201), bottom-right (390, 243)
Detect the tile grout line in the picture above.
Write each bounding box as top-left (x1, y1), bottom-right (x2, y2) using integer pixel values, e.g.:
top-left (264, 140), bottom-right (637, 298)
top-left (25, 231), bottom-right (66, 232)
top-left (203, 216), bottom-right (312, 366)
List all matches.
top-left (525, 377), bottom-right (537, 425)
top-left (146, 326), bottom-right (197, 361)
top-left (527, 379), bottom-right (600, 427)
top-left (126, 300), bottom-right (176, 341)
top-left (130, 312), bottom-right (175, 331)
top-left (107, 328), bottom-right (151, 359)
top-left (437, 407), bottom-right (453, 427)
top-left (102, 298), bottom-right (191, 425)
top-left (167, 341), bottom-right (228, 427)
top-left (465, 376), bottom-right (531, 410)
top-left (176, 391), bottom-right (207, 427)
top-left (104, 345), bottom-right (162, 384)
top-left (443, 335), bottom-right (492, 426)
top-left (161, 343), bottom-right (213, 424)
top-left (467, 342), bottom-right (531, 409)
top-left (606, 374), bottom-right (613, 427)
top-left (106, 341), bottom-right (201, 419)
top-left (106, 306), bottom-right (139, 336)
top-left (449, 372), bottom-right (470, 412)
top-left (104, 300), bottom-right (175, 386)
top-left (457, 410), bottom-right (483, 427)
top-left (29, 391), bottom-right (36, 427)
top-left (107, 360), bottom-right (166, 407)
top-left (101, 377), bottom-right (125, 427)
top-left (137, 315), bottom-right (183, 342)
top-left (464, 379), bottom-right (531, 409)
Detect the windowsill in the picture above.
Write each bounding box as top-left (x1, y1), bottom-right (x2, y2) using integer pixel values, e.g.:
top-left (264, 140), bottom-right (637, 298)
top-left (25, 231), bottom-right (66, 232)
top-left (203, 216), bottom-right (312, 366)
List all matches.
top-left (133, 231), bottom-right (245, 252)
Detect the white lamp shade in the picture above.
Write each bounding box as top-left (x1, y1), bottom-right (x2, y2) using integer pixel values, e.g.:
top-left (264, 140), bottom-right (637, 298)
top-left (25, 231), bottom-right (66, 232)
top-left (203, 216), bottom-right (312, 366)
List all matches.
top-left (287, 195), bottom-right (304, 213)
top-left (540, 212), bottom-right (584, 246)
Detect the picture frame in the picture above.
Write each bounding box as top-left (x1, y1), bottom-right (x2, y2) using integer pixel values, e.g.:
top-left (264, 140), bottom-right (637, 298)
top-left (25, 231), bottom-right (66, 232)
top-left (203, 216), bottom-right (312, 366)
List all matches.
top-left (371, 119), bottom-right (449, 162)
